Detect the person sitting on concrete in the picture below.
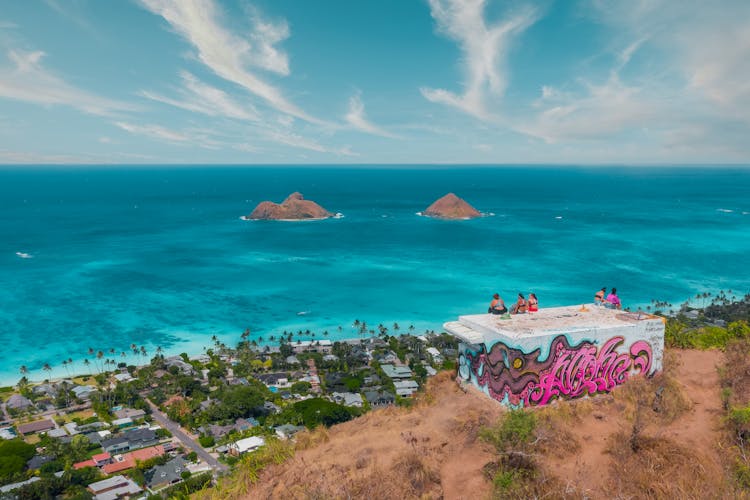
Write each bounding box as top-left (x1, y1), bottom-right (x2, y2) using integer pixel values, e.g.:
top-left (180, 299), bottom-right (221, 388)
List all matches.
top-left (510, 293), bottom-right (527, 314)
top-left (605, 288), bottom-right (622, 309)
top-left (527, 293), bottom-right (539, 312)
top-left (594, 287), bottom-right (606, 306)
top-left (488, 293), bottom-right (508, 315)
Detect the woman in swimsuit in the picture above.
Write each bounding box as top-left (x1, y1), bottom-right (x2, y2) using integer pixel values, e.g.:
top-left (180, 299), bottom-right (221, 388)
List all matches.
top-left (510, 293), bottom-right (527, 314)
top-left (488, 293), bottom-right (508, 314)
top-left (528, 293), bottom-right (539, 312)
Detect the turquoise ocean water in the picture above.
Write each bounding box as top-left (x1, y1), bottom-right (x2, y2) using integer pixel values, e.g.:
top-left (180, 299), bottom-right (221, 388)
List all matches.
top-left (1, 166), bottom-right (749, 384)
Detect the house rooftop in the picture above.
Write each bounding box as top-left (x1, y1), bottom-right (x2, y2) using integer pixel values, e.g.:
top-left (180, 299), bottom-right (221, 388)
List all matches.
top-left (444, 306), bottom-right (663, 344)
top-left (17, 419), bottom-right (56, 435)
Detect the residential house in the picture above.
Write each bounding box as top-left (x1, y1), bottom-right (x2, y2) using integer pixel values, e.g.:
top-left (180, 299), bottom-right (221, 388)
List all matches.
top-left (380, 364), bottom-right (413, 380)
top-left (164, 356), bottom-right (195, 375)
top-left (113, 408), bottom-right (146, 420)
top-left (6, 394), bottom-right (32, 411)
top-left (263, 401), bottom-right (281, 414)
top-left (228, 436), bottom-right (265, 456)
top-left (111, 417), bottom-right (134, 428)
top-left (87, 475), bottom-right (142, 500)
top-left (113, 373), bottom-right (133, 383)
top-left (364, 390), bottom-right (395, 407)
top-left (145, 456), bottom-right (188, 490)
top-left (101, 446), bottom-right (165, 475)
top-left (377, 352), bottom-right (399, 364)
top-left (72, 385), bottom-right (96, 400)
top-left (425, 347), bottom-right (444, 364)
top-left (331, 392), bottom-right (364, 407)
top-left (0, 477), bottom-right (42, 495)
top-left (26, 455), bottom-right (55, 470)
top-left (17, 419), bottom-right (56, 435)
top-left (47, 427), bottom-right (69, 438)
top-left (274, 424), bottom-right (305, 440)
top-left (393, 380), bottom-right (419, 397)
top-left (285, 355), bottom-right (300, 365)
top-left (255, 372), bottom-right (291, 389)
top-left (74, 452), bottom-right (112, 470)
top-left (100, 428), bottom-right (158, 454)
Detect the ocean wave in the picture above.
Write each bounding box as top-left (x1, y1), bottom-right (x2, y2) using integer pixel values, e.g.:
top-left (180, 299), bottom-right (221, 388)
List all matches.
top-left (716, 208), bottom-right (734, 213)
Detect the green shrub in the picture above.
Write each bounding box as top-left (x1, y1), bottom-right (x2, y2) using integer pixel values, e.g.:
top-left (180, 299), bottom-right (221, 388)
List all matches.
top-left (480, 410), bottom-right (537, 452)
top-left (198, 435), bottom-right (215, 448)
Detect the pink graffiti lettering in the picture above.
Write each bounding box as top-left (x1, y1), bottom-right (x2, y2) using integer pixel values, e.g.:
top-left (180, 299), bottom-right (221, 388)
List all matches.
top-left (529, 336), bottom-right (653, 405)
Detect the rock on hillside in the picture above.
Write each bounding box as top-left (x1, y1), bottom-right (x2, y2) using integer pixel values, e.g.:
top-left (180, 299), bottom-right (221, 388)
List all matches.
top-left (422, 193), bottom-right (481, 219)
top-left (246, 192), bottom-right (333, 220)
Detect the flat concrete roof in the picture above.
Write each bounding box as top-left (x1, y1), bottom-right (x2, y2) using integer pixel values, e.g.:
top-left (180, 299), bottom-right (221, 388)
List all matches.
top-left (444, 305), bottom-right (662, 344)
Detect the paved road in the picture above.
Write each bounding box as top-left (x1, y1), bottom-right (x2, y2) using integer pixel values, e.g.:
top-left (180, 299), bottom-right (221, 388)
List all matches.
top-left (146, 399), bottom-right (228, 474)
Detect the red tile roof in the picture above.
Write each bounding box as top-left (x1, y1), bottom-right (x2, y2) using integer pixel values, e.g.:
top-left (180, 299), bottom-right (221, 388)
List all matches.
top-left (73, 459), bottom-right (96, 470)
top-left (100, 445), bottom-right (165, 474)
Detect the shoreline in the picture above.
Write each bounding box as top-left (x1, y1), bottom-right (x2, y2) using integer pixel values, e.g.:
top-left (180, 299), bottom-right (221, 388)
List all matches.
top-left (0, 332), bottom-right (403, 388)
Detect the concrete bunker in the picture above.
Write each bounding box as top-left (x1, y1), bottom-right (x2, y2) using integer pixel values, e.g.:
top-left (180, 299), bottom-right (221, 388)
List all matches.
top-left (444, 305), bottom-right (665, 407)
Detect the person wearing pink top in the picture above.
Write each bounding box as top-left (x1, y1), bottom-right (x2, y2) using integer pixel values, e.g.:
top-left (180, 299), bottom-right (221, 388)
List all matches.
top-left (605, 288), bottom-right (622, 309)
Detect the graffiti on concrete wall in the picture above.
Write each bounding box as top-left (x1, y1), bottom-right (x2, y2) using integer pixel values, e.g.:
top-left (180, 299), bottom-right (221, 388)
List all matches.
top-left (457, 335), bottom-right (653, 406)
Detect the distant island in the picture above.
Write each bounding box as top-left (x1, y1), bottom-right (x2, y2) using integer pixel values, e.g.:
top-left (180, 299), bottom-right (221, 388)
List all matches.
top-left (243, 192), bottom-right (335, 220)
top-left (420, 193), bottom-right (481, 219)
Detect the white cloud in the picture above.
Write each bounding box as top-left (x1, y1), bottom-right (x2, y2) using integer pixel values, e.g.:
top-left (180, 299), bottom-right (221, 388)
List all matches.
top-left (265, 129), bottom-right (356, 156)
top-left (0, 50), bottom-right (135, 116)
top-left (520, 40), bottom-right (658, 144)
top-left (345, 93), bottom-right (399, 138)
top-left (140, 71), bottom-right (259, 121)
top-left (421, 0), bottom-right (537, 120)
top-left (114, 121), bottom-right (188, 142)
top-left (138, 0), bottom-right (318, 123)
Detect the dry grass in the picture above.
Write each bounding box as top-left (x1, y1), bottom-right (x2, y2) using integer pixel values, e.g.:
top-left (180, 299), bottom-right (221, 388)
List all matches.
top-left (611, 365), bottom-right (692, 426)
top-left (294, 426), bottom-right (329, 451)
top-left (606, 432), bottom-right (727, 499)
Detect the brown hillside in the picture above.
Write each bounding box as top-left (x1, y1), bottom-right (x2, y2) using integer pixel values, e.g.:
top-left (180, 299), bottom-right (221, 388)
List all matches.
top-left (237, 349), bottom-right (734, 500)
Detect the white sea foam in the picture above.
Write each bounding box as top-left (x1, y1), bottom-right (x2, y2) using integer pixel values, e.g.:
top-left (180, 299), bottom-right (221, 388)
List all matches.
top-left (297, 311), bottom-right (311, 316)
top-left (555, 216), bottom-right (564, 219)
top-left (15, 251), bottom-right (33, 259)
top-left (717, 208), bottom-right (734, 213)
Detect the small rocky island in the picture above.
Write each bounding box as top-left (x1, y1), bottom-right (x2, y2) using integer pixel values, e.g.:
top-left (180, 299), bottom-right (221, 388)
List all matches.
top-left (244, 192), bottom-right (334, 220)
top-left (421, 193), bottom-right (481, 219)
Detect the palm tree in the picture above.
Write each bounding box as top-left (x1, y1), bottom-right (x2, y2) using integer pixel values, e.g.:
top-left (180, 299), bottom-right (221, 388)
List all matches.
top-left (156, 346), bottom-right (163, 358)
top-left (83, 359), bottom-right (91, 374)
top-left (42, 363), bottom-right (52, 380)
top-left (19, 365), bottom-right (28, 377)
top-left (62, 360), bottom-right (70, 378)
top-left (323, 330), bottom-right (329, 337)
top-left (393, 323), bottom-right (400, 331)
top-left (96, 351), bottom-right (104, 373)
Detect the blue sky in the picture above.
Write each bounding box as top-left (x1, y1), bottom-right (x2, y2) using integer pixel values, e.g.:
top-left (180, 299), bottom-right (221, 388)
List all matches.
top-left (1, 0), bottom-right (749, 164)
